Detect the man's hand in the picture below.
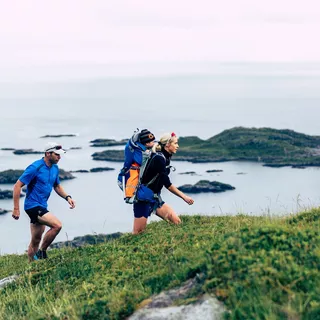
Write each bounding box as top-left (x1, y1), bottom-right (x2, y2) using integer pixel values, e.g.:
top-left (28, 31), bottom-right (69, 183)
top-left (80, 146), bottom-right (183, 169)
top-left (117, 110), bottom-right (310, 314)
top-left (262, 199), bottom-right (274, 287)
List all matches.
top-left (67, 198), bottom-right (76, 209)
top-left (12, 208), bottom-right (20, 220)
top-left (183, 195), bottom-right (194, 205)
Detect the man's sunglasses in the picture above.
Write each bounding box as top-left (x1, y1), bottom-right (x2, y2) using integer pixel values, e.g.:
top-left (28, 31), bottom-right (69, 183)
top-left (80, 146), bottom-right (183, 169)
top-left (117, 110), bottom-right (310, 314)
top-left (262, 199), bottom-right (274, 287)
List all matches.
top-left (46, 145), bottom-right (63, 152)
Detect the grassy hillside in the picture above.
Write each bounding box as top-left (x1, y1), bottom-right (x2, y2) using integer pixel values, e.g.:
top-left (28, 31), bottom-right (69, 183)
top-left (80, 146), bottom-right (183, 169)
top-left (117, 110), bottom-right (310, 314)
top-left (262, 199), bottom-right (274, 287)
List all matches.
top-left (176, 127), bottom-right (320, 165)
top-left (0, 209), bottom-right (319, 319)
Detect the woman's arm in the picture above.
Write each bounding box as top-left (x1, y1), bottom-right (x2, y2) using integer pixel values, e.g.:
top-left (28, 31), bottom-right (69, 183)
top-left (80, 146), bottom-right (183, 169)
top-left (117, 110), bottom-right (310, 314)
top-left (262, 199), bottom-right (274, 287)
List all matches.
top-left (167, 184), bottom-right (194, 205)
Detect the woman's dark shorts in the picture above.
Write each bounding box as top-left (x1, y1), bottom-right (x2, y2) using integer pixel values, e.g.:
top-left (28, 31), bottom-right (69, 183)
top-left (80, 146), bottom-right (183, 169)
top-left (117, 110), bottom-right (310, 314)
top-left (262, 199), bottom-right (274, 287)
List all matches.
top-left (25, 206), bottom-right (49, 224)
top-left (133, 199), bottom-right (165, 219)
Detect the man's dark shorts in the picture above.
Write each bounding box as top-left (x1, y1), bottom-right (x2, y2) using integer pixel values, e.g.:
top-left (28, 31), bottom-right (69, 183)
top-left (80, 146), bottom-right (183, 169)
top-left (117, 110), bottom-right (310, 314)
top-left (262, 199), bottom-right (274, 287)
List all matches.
top-left (133, 199), bottom-right (165, 219)
top-left (25, 206), bottom-right (49, 224)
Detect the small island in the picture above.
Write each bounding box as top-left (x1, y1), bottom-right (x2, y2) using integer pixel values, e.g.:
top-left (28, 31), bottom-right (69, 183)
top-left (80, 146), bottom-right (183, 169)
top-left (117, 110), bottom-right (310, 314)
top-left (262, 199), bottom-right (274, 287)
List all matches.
top-left (0, 189), bottom-right (24, 199)
top-left (90, 138), bottom-right (128, 147)
top-left (90, 167), bottom-right (115, 172)
top-left (13, 149), bottom-right (42, 155)
top-left (179, 171), bottom-right (198, 175)
top-left (0, 169), bottom-right (75, 184)
top-left (40, 134), bottom-right (77, 138)
top-left (91, 127), bottom-right (320, 168)
top-left (0, 208), bottom-right (10, 215)
top-left (178, 180), bottom-right (235, 193)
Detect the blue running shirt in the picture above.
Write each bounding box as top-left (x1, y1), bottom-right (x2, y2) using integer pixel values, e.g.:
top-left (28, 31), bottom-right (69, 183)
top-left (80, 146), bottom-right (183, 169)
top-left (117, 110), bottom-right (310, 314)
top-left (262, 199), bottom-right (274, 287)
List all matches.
top-left (19, 158), bottom-right (60, 210)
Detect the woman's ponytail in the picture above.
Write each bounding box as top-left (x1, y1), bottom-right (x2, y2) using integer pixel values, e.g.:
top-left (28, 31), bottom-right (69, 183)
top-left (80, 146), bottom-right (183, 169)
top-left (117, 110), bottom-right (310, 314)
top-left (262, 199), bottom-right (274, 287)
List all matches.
top-left (152, 142), bottom-right (162, 152)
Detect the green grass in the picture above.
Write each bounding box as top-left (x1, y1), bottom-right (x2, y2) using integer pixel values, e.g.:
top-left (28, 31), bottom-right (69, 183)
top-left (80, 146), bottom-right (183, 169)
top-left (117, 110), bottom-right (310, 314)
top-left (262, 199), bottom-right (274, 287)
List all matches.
top-left (0, 209), bottom-right (319, 320)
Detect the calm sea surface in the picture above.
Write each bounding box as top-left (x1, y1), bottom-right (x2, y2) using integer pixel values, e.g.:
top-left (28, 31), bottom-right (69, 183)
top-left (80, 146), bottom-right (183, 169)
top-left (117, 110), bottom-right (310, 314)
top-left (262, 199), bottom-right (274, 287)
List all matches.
top-left (1, 65), bottom-right (320, 255)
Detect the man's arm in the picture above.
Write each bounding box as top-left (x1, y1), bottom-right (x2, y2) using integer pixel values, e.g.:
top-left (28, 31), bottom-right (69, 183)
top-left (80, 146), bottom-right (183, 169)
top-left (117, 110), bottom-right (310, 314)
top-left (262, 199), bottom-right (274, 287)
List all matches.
top-left (54, 184), bottom-right (76, 209)
top-left (12, 180), bottom-right (25, 220)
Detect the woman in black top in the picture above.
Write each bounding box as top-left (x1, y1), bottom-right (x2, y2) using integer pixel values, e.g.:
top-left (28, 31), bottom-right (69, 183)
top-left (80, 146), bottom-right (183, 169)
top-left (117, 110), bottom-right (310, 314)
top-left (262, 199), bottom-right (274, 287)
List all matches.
top-left (133, 132), bottom-right (194, 234)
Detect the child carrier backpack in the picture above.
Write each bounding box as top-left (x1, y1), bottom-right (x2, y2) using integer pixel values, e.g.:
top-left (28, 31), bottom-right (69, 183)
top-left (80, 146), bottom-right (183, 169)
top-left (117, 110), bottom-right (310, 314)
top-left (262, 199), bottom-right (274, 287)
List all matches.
top-left (117, 129), bottom-right (152, 202)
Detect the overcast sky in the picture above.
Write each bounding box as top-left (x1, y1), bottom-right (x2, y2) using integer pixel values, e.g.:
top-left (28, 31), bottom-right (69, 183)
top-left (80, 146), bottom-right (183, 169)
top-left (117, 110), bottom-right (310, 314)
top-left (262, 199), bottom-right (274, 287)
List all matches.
top-left (0, 0), bottom-right (319, 73)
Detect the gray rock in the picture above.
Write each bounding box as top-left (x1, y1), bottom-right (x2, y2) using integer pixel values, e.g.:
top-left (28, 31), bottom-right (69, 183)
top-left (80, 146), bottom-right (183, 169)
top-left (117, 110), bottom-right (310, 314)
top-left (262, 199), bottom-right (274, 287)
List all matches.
top-left (128, 278), bottom-right (225, 320)
top-left (129, 297), bottom-right (224, 320)
top-left (206, 170), bottom-right (223, 173)
top-left (0, 275), bottom-right (18, 289)
top-left (50, 232), bottom-right (123, 249)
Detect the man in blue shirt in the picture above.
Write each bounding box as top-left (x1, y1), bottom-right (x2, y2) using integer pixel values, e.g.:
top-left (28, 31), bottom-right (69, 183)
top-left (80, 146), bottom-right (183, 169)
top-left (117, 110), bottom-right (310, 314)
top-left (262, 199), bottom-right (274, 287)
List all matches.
top-left (12, 142), bottom-right (76, 262)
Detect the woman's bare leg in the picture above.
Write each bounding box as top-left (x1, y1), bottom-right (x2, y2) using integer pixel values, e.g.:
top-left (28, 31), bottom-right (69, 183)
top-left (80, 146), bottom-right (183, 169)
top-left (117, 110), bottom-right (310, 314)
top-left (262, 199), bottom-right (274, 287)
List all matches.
top-left (133, 217), bottom-right (148, 234)
top-left (156, 203), bottom-right (181, 224)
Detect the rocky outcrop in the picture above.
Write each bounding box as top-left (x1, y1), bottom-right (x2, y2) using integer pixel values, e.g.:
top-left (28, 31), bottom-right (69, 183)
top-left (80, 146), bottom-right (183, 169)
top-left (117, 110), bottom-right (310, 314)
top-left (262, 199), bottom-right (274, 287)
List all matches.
top-left (58, 169), bottom-right (76, 180)
top-left (0, 275), bottom-right (19, 290)
top-left (50, 232), bottom-right (123, 249)
top-left (90, 138), bottom-right (128, 147)
top-left (0, 170), bottom-right (24, 184)
top-left (40, 134), bottom-right (77, 138)
top-left (92, 150), bottom-right (124, 162)
top-left (0, 208), bottom-right (10, 215)
top-left (1, 148), bottom-right (15, 151)
top-left (0, 189), bottom-right (24, 200)
top-left (13, 149), bottom-right (42, 155)
top-left (206, 169), bottom-right (223, 173)
top-left (0, 169), bottom-right (75, 184)
top-left (128, 277), bottom-right (225, 320)
top-left (90, 167), bottom-right (115, 172)
top-left (179, 171), bottom-right (198, 175)
top-left (70, 170), bottom-right (90, 173)
top-left (178, 180), bottom-right (235, 193)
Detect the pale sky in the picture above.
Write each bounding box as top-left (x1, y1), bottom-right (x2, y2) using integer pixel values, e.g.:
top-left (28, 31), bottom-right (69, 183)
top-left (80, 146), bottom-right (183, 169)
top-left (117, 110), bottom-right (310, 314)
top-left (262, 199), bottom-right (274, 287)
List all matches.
top-left (0, 0), bottom-right (319, 71)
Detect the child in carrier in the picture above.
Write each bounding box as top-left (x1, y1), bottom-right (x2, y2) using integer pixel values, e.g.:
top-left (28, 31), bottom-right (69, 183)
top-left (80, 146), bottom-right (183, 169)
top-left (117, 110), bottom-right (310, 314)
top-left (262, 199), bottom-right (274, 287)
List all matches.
top-left (117, 129), bottom-right (156, 202)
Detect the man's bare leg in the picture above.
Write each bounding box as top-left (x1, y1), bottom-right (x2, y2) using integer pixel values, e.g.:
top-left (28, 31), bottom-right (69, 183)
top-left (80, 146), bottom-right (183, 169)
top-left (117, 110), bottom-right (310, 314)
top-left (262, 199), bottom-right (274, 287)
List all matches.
top-left (156, 203), bottom-right (181, 224)
top-left (28, 224), bottom-right (45, 262)
top-left (38, 212), bottom-right (62, 250)
top-left (133, 217), bottom-right (148, 234)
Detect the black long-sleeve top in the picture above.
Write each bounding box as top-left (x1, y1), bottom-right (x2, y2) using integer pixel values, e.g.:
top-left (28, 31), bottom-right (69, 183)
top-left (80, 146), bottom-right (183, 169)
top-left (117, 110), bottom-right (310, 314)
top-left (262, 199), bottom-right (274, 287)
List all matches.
top-left (141, 149), bottom-right (172, 194)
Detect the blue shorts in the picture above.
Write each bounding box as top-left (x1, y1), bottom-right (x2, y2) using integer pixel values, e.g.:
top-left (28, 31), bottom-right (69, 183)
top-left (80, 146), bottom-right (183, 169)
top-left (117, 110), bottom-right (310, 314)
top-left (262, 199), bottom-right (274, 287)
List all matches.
top-left (133, 199), bottom-right (165, 219)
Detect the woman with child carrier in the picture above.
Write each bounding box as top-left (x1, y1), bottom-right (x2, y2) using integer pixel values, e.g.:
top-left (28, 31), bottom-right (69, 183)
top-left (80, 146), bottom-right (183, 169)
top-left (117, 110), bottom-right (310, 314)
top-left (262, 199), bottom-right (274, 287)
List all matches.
top-left (133, 132), bottom-right (194, 234)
